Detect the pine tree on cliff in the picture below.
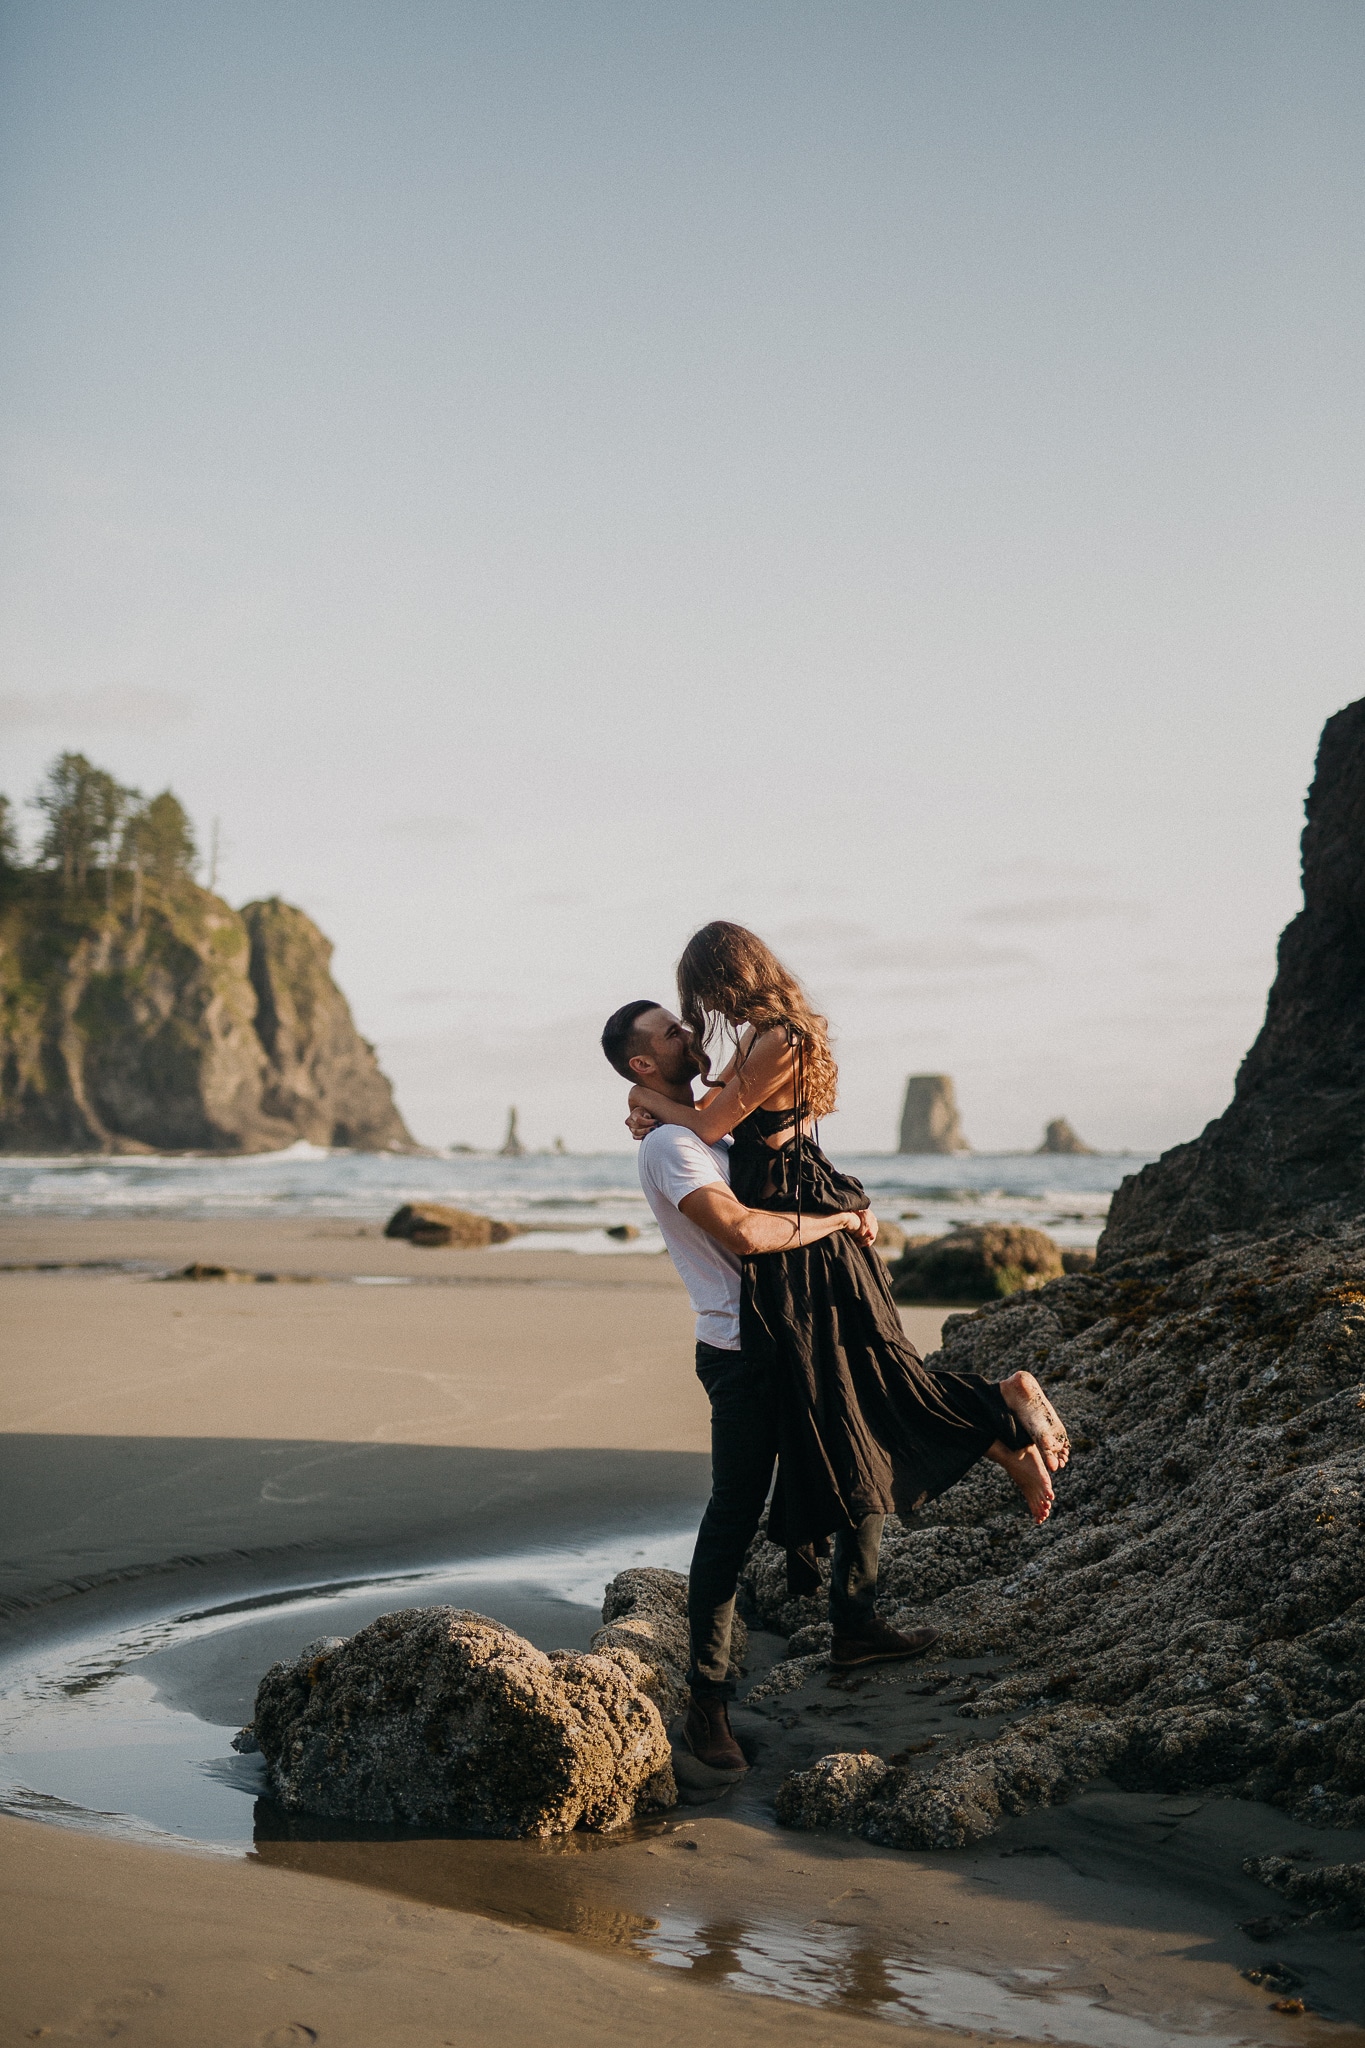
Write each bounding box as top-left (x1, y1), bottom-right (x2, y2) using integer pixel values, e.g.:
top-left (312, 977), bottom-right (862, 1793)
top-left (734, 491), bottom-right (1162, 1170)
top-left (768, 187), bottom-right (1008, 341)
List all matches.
top-left (121, 791), bottom-right (198, 926)
top-left (33, 752), bottom-right (135, 897)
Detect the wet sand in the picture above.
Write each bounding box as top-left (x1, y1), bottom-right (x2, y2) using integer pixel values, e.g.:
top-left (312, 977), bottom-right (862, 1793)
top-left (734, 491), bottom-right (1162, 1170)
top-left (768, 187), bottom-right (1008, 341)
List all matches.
top-left (3, 1218), bottom-right (1362, 2044)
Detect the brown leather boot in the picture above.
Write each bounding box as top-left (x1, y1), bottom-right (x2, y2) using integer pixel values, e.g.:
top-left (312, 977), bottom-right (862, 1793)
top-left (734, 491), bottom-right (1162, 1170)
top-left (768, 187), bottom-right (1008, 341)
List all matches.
top-left (829, 1618), bottom-right (940, 1669)
top-left (683, 1695), bottom-right (748, 1773)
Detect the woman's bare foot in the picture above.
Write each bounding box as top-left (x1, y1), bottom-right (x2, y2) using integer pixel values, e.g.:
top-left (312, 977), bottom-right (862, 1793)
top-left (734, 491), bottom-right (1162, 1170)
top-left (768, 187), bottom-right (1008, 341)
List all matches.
top-left (989, 1441), bottom-right (1055, 1525)
top-left (999, 1371), bottom-right (1070, 1472)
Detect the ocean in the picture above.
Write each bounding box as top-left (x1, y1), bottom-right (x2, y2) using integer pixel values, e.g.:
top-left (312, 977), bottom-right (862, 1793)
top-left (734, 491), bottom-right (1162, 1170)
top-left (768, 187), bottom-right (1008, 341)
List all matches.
top-left (0, 1145), bottom-right (1152, 1252)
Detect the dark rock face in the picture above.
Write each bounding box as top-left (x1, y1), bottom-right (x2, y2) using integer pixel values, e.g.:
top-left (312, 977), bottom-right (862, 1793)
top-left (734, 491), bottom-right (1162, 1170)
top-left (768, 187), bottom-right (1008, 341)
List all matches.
top-left (891, 1223), bottom-right (1064, 1302)
top-left (249, 1604), bottom-right (677, 1836)
top-left (757, 1223), bottom-right (1365, 1850)
top-left (1102, 699), bottom-right (1365, 1262)
top-left (1037, 1118), bottom-right (1094, 1155)
top-left (898, 1075), bottom-right (970, 1154)
top-left (0, 878), bottom-right (415, 1153)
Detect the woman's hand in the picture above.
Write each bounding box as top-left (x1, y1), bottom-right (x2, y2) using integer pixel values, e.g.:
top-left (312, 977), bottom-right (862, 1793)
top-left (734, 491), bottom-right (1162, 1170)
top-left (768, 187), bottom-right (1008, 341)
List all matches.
top-left (625, 1106), bottom-right (658, 1141)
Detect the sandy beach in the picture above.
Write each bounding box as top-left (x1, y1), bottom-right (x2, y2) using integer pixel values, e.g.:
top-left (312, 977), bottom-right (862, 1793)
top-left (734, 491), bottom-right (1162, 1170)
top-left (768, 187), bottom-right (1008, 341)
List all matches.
top-left (3, 1217), bottom-right (1361, 2045)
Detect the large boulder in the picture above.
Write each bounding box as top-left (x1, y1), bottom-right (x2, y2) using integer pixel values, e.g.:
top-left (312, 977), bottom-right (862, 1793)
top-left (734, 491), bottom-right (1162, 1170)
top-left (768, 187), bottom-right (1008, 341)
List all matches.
top-left (897, 1075), bottom-right (970, 1154)
top-left (248, 1605), bottom-right (676, 1836)
top-left (1102, 698), bottom-right (1365, 1261)
top-left (891, 1223), bottom-right (1064, 1302)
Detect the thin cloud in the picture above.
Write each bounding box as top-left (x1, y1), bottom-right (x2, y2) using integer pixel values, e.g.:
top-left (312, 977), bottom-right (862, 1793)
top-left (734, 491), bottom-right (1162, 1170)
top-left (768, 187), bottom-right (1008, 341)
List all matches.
top-left (0, 686), bottom-right (193, 732)
top-left (968, 897), bottom-right (1149, 928)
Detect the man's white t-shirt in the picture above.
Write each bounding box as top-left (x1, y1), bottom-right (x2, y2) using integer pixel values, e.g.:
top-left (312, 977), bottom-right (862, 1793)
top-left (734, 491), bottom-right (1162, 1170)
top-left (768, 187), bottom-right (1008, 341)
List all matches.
top-left (637, 1126), bottom-right (742, 1351)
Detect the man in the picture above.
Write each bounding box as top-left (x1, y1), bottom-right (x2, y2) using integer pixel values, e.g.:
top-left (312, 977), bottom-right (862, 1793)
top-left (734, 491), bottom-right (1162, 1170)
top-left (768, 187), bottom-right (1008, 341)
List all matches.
top-left (600, 998), bottom-right (937, 1775)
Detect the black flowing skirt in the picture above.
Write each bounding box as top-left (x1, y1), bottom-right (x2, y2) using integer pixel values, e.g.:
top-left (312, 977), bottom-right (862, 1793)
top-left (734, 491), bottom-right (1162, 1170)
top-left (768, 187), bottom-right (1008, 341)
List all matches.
top-left (732, 1110), bottom-right (1028, 1548)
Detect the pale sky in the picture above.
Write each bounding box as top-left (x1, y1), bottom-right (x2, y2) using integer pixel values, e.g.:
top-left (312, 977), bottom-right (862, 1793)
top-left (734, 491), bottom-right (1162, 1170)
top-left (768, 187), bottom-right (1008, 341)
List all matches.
top-left (1, 2), bottom-right (1360, 1153)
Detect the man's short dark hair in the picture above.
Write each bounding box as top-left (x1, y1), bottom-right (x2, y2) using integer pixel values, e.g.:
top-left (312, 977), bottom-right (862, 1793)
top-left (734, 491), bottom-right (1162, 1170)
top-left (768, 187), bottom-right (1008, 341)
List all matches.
top-left (601, 999), bottom-right (662, 1080)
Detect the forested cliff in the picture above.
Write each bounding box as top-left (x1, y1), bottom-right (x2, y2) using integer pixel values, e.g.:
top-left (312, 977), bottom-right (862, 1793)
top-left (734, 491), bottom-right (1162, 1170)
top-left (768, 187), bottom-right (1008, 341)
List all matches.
top-left (0, 756), bottom-right (415, 1154)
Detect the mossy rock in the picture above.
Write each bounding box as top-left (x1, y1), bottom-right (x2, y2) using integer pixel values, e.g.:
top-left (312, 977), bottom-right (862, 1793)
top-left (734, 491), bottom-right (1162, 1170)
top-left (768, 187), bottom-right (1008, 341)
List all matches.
top-left (891, 1224), bottom-right (1064, 1303)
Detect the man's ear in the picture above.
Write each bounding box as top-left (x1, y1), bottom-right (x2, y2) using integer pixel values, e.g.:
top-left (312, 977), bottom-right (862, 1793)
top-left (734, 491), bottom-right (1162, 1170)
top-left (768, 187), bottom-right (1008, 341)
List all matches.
top-left (627, 1052), bottom-right (655, 1082)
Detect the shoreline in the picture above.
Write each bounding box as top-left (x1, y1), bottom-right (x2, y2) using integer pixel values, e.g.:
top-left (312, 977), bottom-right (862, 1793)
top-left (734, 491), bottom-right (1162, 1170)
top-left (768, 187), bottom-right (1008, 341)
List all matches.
top-left (3, 1216), bottom-right (1360, 2045)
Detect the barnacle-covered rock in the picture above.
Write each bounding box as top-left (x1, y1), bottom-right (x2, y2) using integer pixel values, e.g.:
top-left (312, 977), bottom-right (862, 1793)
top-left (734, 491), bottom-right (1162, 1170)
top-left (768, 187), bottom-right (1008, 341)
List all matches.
top-left (589, 1565), bottom-right (746, 1717)
top-left (775, 1750), bottom-right (891, 1831)
top-left (1245, 1854), bottom-right (1365, 1928)
top-left (249, 1605), bottom-right (675, 1836)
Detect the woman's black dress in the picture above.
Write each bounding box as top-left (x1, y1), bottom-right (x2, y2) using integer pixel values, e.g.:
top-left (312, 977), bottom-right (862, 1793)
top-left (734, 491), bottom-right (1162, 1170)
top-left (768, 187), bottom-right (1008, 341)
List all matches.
top-left (731, 1104), bottom-right (1029, 1551)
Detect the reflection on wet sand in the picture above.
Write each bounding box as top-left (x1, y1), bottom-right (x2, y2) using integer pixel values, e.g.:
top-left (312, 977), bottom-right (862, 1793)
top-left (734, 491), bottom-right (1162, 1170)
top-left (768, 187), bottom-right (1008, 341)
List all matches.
top-left (252, 1803), bottom-right (665, 1948)
top-left (249, 1812), bottom-right (1260, 2048)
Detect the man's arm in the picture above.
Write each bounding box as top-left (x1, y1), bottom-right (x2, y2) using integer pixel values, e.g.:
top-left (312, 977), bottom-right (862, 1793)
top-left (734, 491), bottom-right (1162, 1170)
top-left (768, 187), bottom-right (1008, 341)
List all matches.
top-left (678, 1182), bottom-right (877, 1257)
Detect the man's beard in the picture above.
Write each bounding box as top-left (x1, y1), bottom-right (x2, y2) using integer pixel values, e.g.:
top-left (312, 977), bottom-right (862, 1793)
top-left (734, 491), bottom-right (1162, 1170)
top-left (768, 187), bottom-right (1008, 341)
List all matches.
top-left (657, 1044), bottom-right (703, 1086)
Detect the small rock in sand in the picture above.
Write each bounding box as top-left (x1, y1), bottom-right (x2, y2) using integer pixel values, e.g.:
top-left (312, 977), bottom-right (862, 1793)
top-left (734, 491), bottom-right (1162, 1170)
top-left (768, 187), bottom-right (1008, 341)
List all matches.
top-left (384, 1202), bottom-right (521, 1247)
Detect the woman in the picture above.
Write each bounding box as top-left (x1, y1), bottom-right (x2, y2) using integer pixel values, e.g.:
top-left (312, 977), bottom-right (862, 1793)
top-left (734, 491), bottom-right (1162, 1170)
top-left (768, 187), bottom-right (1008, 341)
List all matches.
top-left (626, 921), bottom-right (1069, 1560)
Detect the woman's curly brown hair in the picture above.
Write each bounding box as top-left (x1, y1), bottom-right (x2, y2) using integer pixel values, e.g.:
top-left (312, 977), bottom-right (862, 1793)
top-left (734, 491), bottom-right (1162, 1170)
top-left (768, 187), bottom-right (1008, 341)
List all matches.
top-left (676, 921), bottom-right (838, 1120)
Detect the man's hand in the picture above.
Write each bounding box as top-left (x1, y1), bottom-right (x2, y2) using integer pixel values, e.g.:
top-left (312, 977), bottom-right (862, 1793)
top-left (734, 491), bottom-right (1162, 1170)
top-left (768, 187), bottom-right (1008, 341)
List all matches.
top-left (625, 1107), bottom-right (658, 1141)
top-left (679, 1185), bottom-right (880, 1258)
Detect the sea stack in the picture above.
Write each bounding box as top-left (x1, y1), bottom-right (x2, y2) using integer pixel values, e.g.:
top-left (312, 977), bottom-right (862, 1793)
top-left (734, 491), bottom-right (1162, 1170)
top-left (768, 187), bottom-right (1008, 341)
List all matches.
top-left (0, 879), bottom-right (416, 1154)
top-left (1036, 1118), bottom-right (1095, 1155)
top-left (499, 1106), bottom-right (525, 1158)
top-left (1102, 696), bottom-right (1365, 1261)
top-left (897, 1074), bottom-right (970, 1154)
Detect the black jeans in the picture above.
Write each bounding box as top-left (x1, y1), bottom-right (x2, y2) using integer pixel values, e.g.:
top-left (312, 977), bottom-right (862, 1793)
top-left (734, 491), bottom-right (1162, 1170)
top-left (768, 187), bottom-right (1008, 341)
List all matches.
top-left (687, 1340), bottom-right (883, 1700)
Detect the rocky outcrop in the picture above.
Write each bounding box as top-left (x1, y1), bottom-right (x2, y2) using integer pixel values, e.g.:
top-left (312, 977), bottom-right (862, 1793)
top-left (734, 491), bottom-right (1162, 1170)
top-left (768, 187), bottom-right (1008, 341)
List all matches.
top-left (1037, 1118), bottom-right (1094, 1155)
top-left (758, 1221), bottom-right (1365, 1849)
top-left (0, 875), bottom-right (415, 1153)
top-left (891, 1223), bottom-right (1064, 1302)
top-left (1102, 698), bottom-right (1365, 1262)
top-left (898, 1075), bottom-right (970, 1154)
top-left (248, 1603), bottom-right (677, 1836)
top-left (385, 1202), bottom-right (521, 1247)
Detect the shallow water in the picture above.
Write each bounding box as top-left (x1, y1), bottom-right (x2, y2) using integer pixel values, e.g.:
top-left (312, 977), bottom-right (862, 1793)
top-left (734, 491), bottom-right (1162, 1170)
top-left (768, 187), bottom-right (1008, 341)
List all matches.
top-left (0, 1539), bottom-right (1347, 2047)
top-left (0, 1147), bottom-right (1146, 1249)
